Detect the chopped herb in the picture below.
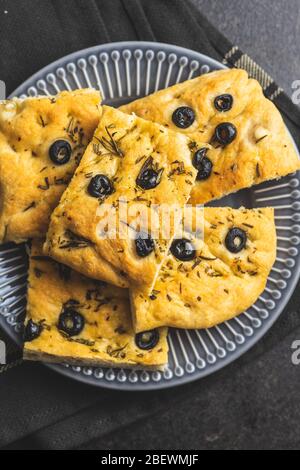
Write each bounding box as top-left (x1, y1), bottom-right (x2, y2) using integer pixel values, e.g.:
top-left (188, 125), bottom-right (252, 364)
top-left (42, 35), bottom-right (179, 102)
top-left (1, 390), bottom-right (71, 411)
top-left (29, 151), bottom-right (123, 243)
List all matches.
top-left (23, 201), bottom-right (36, 212)
top-left (135, 155), bottom-right (147, 164)
top-left (191, 258), bottom-right (201, 270)
top-left (39, 115), bottom-right (46, 127)
top-left (150, 290), bottom-right (160, 300)
top-left (188, 140), bottom-right (197, 150)
top-left (66, 337), bottom-right (95, 347)
top-left (256, 134), bottom-right (268, 144)
top-left (38, 177), bottom-right (50, 190)
top-left (93, 143), bottom-right (102, 156)
top-left (106, 344), bottom-right (128, 358)
top-left (256, 163), bottom-right (261, 177)
top-left (65, 117), bottom-right (84, 145)
top-left (94, 125), bottom-right (124, 157)
top-left (168, 161), bottom-right (185, 177)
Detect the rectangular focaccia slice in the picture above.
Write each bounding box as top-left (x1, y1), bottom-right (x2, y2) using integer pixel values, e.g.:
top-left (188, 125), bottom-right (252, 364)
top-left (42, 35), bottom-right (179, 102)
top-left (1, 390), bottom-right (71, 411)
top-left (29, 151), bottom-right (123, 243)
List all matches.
top-left (23, 241), bottom-right (168, 369)
top-left (120, 68), bottom-right (300, 204)
top-left (0, 89), bottom-right (101, 243)
top-left (44, 105), bottom-right (198, 289)
top-left (130, 207), bottom-right (276, 331)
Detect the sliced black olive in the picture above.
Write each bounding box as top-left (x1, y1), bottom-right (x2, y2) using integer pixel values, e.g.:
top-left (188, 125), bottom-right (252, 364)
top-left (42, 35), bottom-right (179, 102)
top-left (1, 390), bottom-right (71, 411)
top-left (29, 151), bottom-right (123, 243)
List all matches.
top-left (87, 174), bottom-right (113, 198)
top-left (172, 106), bottom-right (195, 129)
top-left (135, 233), bottom-right (155, 257)
top-left (136, 168), bottom-right (160, 190)
top-left (24, 319), bottom-right (42, 342)
top-left (135, 329), bottom-right (159, 350)
top-left (214, 94), bottom-right (233, 112)
top-left (225, 227), bottom-right (247, 253)
top-left (212, 122), bottom-right (237, 146)
top-left (58, 308), bottom-right (85, 336)
top-left (49, 140), bottom-right (72, 165)
top-left (192, 148), bottom-right (213, 181)
top-left (170, 238), bottom-right (196, 261)
top-left (136, 156), bottom-right (163, 190)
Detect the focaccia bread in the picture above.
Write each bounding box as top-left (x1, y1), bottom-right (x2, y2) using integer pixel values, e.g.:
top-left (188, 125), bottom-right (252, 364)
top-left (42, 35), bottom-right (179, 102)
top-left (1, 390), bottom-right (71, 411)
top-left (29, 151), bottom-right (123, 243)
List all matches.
top-left (120, 69), bottom-right (300, 204)
top-left (130, 207), bottom-right (276, 331)
top-left (0, 89), bottom-right (101, 243)
top-left (44, 105), bottom-right (198, 289)
top-left (24, 241), bottom-right (168, 369)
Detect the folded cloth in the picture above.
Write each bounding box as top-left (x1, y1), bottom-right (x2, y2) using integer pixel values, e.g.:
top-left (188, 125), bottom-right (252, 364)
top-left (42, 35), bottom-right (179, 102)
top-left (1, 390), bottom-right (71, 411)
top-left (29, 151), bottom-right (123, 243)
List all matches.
top-left (0, 0), bottom-right (299, 450)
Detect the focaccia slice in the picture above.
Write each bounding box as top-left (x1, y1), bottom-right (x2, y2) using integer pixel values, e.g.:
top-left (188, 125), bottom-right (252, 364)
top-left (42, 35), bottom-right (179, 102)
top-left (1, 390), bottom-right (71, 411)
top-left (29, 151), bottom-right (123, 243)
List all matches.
top-left (44, 105), bottom-right (198, 288)
top-left (120, 68), bottom-right (300, 204)
top-left (0, 89), bottom-right (101, 243)
top-left (23, 241), bottom-right (168, 369)
top-left (130, 207), bottom-right (276, 331)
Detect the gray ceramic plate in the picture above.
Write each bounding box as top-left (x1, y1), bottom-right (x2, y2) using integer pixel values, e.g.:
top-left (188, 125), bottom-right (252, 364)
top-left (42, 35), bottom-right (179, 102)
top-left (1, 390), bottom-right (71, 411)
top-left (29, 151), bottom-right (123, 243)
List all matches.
top-left (1, 41), bottom-right (300, 390)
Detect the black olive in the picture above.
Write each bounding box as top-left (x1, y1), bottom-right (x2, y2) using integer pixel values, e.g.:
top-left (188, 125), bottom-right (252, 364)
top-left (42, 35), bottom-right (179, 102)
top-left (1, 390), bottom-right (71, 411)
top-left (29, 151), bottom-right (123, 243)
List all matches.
top-left (24, 319), bottom-right (42, 342)
top-left (225, 227), bottom-right (247, 253)
top-left (212, 122), bottom-right (237, 146)
top-left (87, 174), bottom-right (113, 198)
top-left (135, 233), bottom-right (155, 257)
top-left (49, 140), bottom-right (72, 165)
top-left (170, 238), bottom-right (196, 261)
top-left (58, 308), bottom-right (85, 336)
top-left (214, 94), bottom-right (233, 112)
top-left (192, 148), bottom-right (213, 180)
top-left (136, 168), bottom-right (160, 190)
top-left (172, 106), bottom-right (195, 129)
top-left (135, 329), bottom-right (160, 350)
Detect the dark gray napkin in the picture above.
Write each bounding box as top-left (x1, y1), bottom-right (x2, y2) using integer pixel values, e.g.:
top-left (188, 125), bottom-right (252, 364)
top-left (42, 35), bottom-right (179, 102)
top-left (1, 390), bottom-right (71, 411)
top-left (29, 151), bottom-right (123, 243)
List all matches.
top-left (1, 0), bottom-right (300, 450)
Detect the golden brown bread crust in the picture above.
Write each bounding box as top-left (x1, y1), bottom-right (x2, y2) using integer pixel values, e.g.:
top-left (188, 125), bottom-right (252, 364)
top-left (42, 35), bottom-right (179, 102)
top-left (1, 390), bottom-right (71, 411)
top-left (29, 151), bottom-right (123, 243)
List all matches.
top-left (130, 207), bottom-right (276, 331)
top-left (44, 105), bottom-right (198, 288)
top-left (24, 241), bottom-right (168, 369)
top-left (0, 89), bottom-right (101, 243)
top-left (120, 69), bottom-right (300, 203)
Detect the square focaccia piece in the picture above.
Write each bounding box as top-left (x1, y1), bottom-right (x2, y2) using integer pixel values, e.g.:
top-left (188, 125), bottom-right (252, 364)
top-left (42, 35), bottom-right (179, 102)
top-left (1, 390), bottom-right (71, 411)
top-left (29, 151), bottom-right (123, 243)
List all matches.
top-left (130, 207), bottom-right (276, 331)
top-left (44, 105), bottom-right (198, 289)
top-left (120, 68), bottom-right (300, 204)
top-left (0, 89), bottom-right (101, 243)
top-left (23, 241), bottom-right (168, 369)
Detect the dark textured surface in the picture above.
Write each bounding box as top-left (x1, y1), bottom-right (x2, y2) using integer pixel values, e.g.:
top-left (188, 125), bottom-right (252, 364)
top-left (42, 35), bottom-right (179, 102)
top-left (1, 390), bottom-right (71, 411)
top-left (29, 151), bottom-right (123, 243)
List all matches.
top-left (1, 0), bottom-right (300, 450)
top-left (192, 0), bottom-right (300, 98)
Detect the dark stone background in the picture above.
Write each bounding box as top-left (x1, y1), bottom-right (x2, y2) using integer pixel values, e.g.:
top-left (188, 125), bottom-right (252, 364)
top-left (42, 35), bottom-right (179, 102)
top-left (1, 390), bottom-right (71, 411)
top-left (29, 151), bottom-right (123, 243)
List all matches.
top-left (1, 0), bottom-right (300, 450)
top-left (192, 0), bottom-right (300, 98)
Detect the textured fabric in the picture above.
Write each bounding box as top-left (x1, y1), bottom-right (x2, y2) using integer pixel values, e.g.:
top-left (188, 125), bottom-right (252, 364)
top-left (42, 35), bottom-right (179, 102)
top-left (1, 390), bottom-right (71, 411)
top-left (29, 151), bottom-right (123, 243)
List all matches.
top-left (0, 0), bottom-right (300, 450)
